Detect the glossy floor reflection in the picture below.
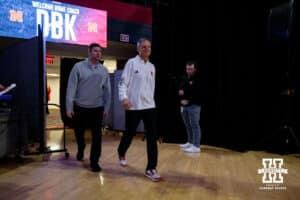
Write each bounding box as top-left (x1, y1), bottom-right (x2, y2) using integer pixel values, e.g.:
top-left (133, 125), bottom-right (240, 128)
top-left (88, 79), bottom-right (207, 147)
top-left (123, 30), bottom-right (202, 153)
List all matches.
top-left (46, 129), bottom-right (65, 151)
top-left (1, 130), bottom-right (299, 200)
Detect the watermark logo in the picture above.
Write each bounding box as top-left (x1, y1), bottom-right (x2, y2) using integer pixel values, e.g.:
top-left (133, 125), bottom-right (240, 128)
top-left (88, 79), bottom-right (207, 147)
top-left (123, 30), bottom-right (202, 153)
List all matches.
top-left (258, 158), bottom-right (288, 190)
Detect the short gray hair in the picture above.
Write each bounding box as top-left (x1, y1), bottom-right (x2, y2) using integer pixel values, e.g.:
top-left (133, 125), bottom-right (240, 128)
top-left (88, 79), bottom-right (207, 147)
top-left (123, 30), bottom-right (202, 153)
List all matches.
top-left (137, 38), bottom-right (151, 49)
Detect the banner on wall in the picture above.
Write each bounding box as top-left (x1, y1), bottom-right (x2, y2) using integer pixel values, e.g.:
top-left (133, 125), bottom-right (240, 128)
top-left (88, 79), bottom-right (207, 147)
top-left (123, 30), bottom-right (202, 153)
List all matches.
top-left (0, 0), bottom-right (107, 47)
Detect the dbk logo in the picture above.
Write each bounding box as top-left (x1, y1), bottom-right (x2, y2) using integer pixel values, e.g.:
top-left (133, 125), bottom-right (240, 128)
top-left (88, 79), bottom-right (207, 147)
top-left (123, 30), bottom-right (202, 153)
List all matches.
top-left (36, 9), bottom-right (77, 41)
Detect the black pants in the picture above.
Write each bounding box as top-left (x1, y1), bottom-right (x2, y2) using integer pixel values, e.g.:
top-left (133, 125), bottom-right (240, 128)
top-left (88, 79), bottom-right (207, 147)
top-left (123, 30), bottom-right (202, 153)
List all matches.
top-left (73, 105), bottom-right (104, 164)
top-left (118, 108), bottom-right (158, 170)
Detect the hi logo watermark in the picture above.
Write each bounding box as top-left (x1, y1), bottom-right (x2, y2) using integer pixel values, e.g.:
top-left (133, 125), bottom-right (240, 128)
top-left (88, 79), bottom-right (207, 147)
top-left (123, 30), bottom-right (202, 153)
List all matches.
top-left (257, 158), bottom-right (288, 190)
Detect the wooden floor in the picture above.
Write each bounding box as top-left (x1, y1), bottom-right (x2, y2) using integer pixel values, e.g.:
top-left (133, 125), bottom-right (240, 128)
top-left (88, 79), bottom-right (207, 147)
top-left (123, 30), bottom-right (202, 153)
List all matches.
top-left (0, 129), bottom-right (299, 200)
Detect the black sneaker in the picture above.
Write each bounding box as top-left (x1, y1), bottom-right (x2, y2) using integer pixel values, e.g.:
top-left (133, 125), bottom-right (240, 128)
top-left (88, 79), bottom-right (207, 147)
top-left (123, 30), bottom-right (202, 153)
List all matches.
top-left (90, 163), bottom-right (101, 172)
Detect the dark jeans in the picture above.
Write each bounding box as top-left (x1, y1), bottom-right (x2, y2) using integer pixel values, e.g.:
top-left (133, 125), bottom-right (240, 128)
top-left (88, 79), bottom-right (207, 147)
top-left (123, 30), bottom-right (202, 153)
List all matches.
top-left (118, 108), bottom-right (158, 170)
top-left (73, 105), bottom-right (104, 164)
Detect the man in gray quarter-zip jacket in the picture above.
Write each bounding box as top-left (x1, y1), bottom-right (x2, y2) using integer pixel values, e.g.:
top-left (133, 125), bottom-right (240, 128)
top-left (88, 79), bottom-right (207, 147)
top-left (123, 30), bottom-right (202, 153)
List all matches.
top-left (66, 43), bottom-right (111, 172)
top-left (117, 38), bottom-right (161, 182)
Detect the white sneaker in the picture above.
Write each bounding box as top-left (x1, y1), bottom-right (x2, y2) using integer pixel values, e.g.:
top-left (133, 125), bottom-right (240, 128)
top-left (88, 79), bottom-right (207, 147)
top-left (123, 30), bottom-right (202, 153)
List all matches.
top-left (119, 157), bottom-right (127, 167)
top-left (144, 169), bottom-right (162, 182)
top-left (179, 142), bottom-right (192, 148)
top-left (183, 146), bottom-right (200, 153)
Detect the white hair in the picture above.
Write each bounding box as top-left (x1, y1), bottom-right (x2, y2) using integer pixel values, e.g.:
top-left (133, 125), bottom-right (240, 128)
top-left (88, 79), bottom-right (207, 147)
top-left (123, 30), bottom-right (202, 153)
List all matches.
top-left (137, 38), bottom-right (151, 49)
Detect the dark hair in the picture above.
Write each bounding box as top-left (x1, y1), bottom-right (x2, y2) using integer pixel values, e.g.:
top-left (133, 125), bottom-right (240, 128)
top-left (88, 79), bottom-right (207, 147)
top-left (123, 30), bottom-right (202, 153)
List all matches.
top-left (89, 43), bottom-right (102, 52)
top-left (186, 60), bottom-right (198, 69)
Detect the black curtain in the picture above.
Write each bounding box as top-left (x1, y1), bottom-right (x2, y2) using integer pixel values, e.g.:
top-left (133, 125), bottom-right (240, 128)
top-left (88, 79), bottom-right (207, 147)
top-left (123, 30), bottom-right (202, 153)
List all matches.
top-left (152, 5), bottom-right (186, 143)
top-left (152, 0), bottom-right (299, 153)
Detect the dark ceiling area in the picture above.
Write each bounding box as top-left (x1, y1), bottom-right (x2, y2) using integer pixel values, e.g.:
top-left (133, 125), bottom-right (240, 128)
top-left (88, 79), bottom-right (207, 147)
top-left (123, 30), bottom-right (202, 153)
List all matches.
top-left (117, 0), bottom-right (169, 7)
top-left (117, 0), bottom-right (288, 8)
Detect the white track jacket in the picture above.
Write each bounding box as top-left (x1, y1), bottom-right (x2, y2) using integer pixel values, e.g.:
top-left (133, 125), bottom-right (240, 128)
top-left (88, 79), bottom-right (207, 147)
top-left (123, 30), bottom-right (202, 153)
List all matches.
top-left (118, 55), bottom-right (156, 110)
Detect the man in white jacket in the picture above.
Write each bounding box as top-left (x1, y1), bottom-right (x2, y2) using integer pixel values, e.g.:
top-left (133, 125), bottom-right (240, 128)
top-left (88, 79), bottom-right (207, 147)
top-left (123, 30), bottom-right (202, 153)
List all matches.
top-left (118, 38), bottom-right (161, 182)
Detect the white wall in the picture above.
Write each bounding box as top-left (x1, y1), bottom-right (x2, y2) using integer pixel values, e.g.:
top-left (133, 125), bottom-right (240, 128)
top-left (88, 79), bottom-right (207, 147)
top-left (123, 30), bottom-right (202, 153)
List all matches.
top-left (103, 58), bottom-right (117, 73)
